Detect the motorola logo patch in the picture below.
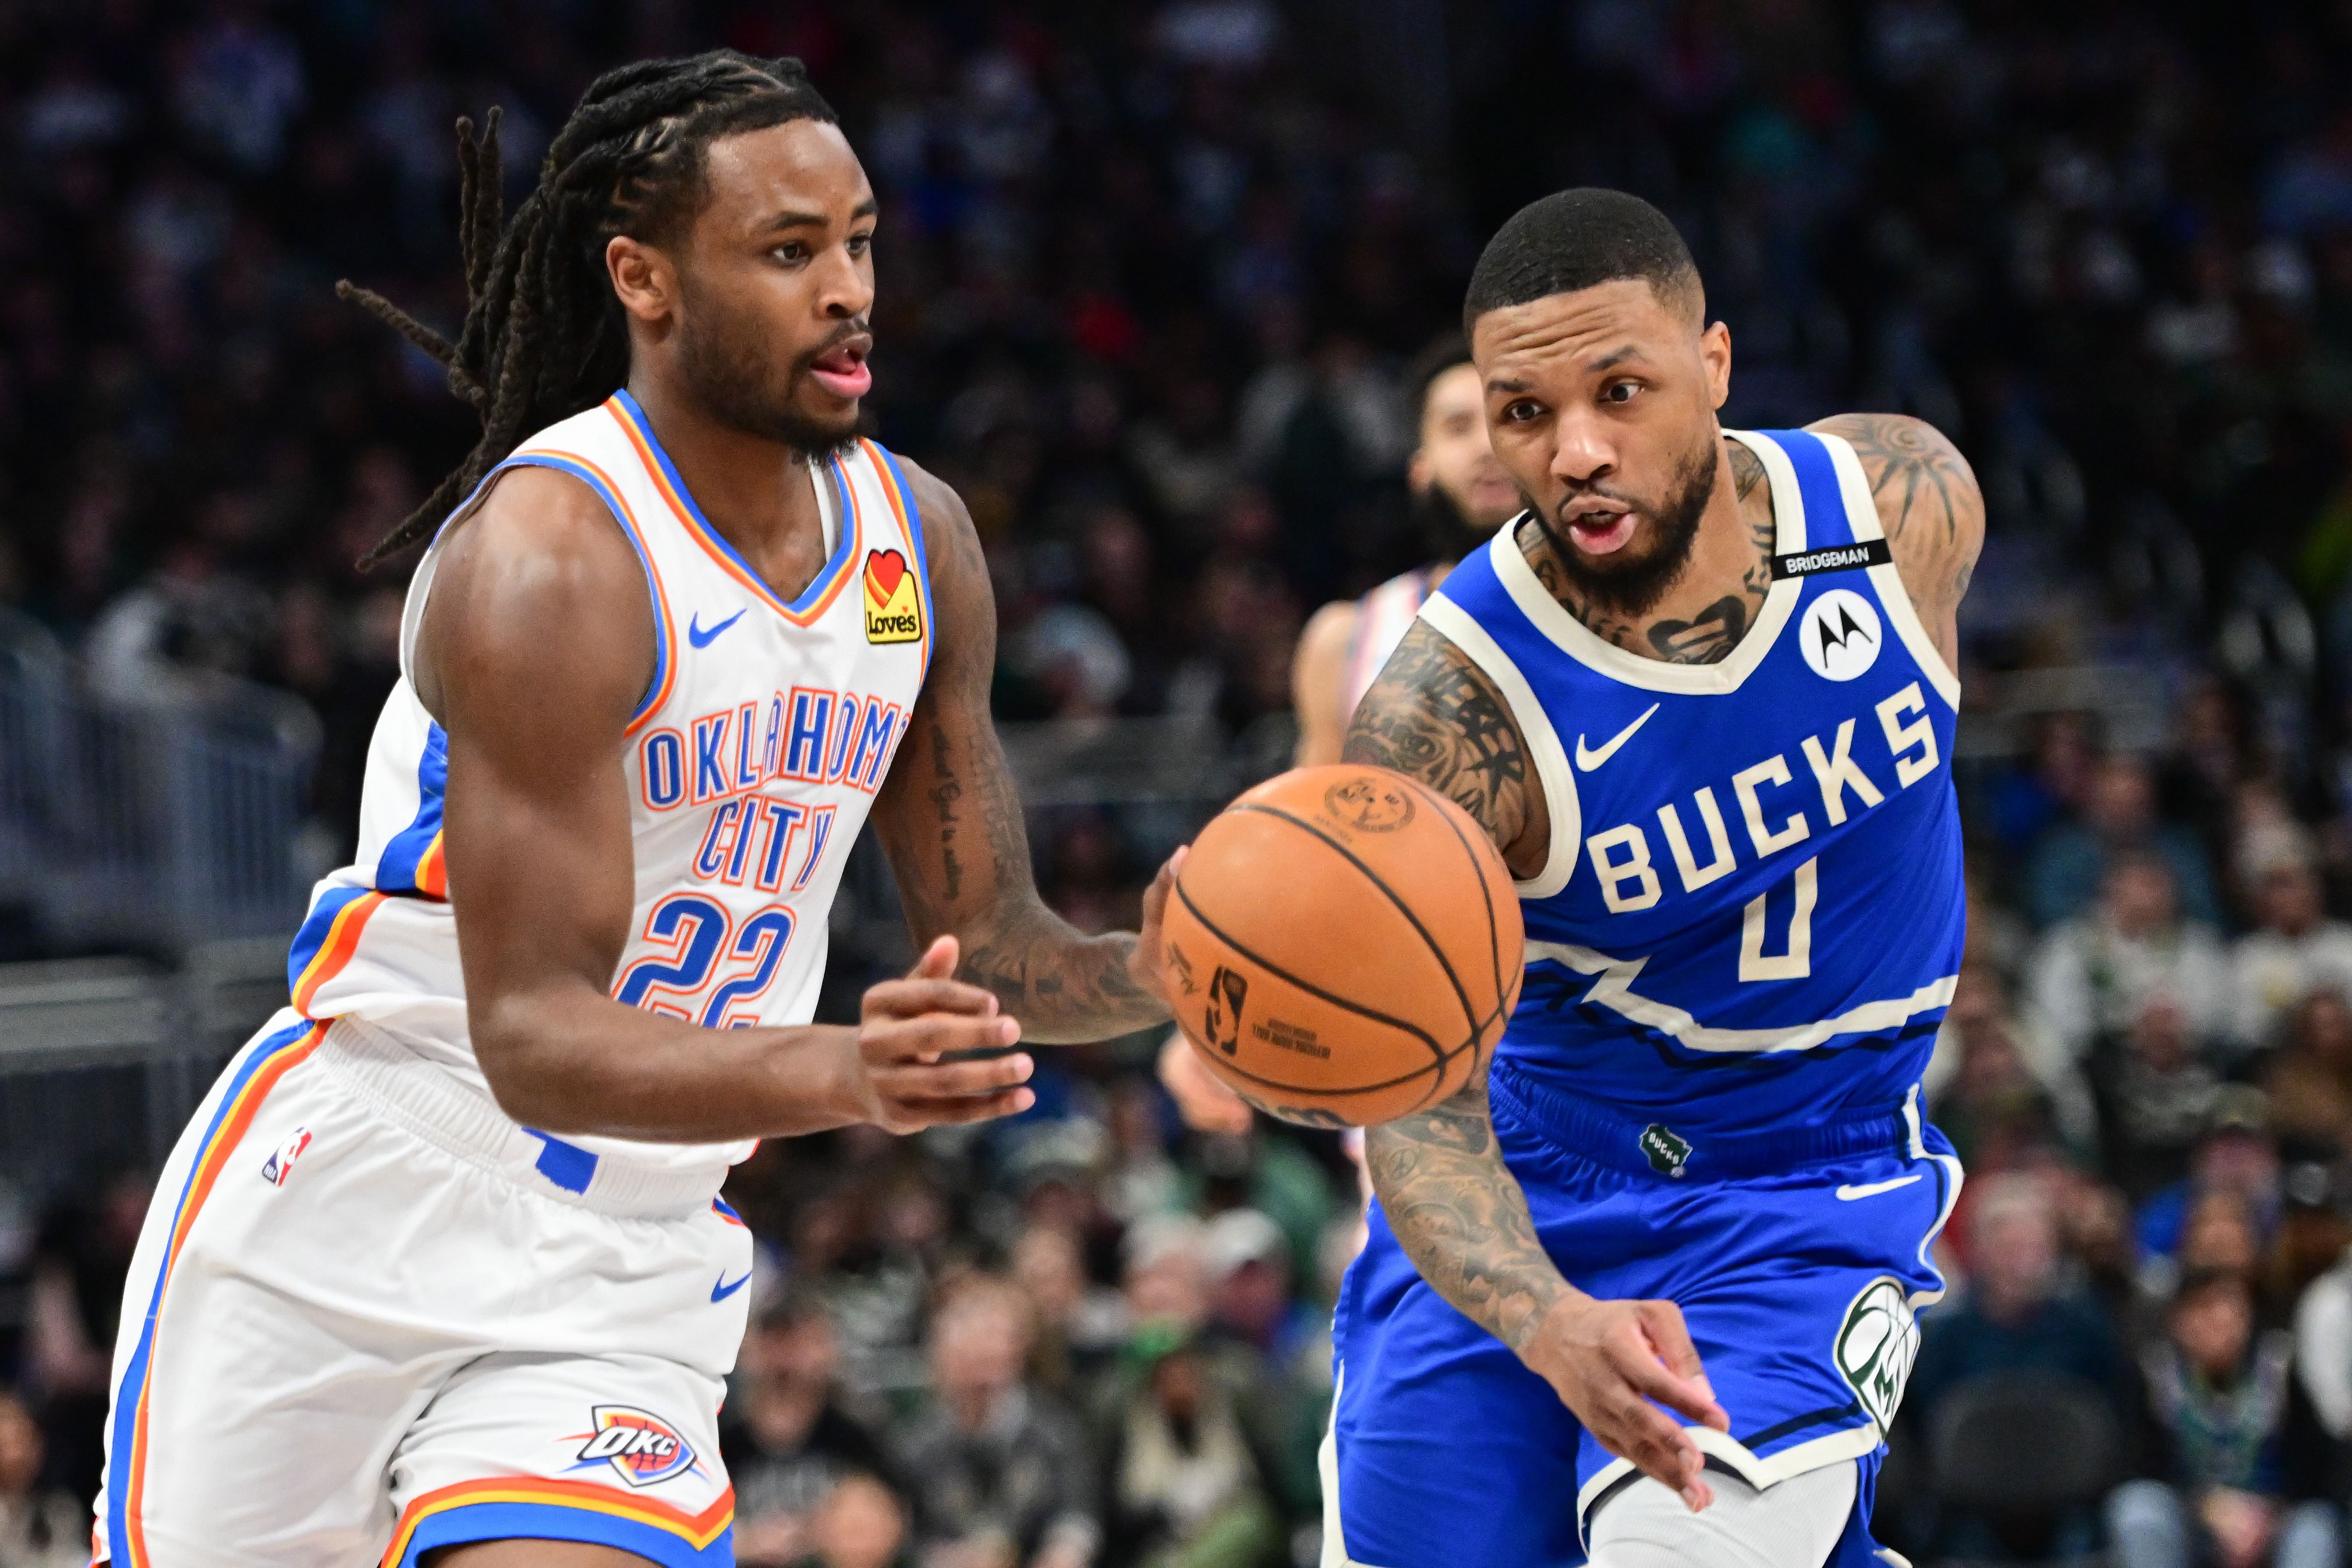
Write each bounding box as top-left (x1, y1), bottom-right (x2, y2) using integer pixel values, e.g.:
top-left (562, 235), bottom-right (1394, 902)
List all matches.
top-left (1798, 588), bottom-right (1883, 682)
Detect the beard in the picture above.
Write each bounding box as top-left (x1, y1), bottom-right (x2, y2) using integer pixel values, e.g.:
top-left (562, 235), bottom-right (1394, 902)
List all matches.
top-left (676, 284), bottom-right (864, 461)
top-left (1540, 429), bottom-right (1720, 619)
top-left (1414, 481), bottom-right (1511, 565)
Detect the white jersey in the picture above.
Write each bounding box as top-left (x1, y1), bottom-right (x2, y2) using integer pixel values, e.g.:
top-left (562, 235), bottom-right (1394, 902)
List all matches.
top-left (285, 389), bottom-right (934, 1177)
top-left (1339, 565), bottom-right (1435, 719)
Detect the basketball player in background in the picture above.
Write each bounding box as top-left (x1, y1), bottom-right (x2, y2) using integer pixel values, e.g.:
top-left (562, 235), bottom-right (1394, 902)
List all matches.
top-left (91, 53), bottom-right (1173, 1568)
top-left (1322, 190), bottom-right (1982, 1568)
top-left (1160, 336), bottom-right (1523, 1134)
top-left (1292, 334), bottom-right (1524, 766)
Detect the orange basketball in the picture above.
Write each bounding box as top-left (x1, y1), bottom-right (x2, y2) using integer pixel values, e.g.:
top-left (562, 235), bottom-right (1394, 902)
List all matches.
top-left (1161, 765), bottom-right (1523, 1126)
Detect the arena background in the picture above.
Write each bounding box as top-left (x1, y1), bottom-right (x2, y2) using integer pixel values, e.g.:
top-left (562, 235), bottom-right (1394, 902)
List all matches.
top-left (4, 2), bottom-right (2352, 1565)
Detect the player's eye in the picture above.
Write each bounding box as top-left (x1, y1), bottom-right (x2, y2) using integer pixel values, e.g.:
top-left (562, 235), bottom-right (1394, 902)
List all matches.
top-left (1602, 380), bottom-right (1640, 404)
top-left (1500, 399), bottom-right (1543, 424)
top-left (771, 241), bottom-right (810, 264)
top-left (847, 231), bottom-right (874, 256)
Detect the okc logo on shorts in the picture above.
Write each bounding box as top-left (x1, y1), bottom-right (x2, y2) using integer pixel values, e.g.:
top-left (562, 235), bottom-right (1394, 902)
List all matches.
top-left (258, 1127), bottom-right (312, 1187)
top-left (563, 1405), bottom-right (700, 1488)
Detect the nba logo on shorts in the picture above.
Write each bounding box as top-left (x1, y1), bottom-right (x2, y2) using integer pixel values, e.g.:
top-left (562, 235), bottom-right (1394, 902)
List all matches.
top-left (259, 1127), bottom-right (312, 1187)
top-left (566, 1405), bottom-right (699, 1488)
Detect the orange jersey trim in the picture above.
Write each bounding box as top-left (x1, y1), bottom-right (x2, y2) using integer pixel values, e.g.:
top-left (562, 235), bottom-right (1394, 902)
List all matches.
top-left (505, 443), bottom-right (682, 736)
top-left (860, 437), bottom-right (932, 678)
top-left (290, 891), bottom-right (388, 1015)
top-left (120, 1023), bottom-right (325, 1567)
top-left (605, 397), bottom-right (862, 628)
top-left (381, 1477), bottom-right (736, 1565)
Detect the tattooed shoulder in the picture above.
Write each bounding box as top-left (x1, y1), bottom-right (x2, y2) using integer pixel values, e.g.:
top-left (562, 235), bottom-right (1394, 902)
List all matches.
top-left (1342, 620), bottom-right (1543, 868)
top-left (1808, 412), bottom-right (1984, 656)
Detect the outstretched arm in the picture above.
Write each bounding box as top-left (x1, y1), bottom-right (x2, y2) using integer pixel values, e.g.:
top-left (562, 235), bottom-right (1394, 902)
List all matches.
top-left (870, 463), bottom-right (1175, 1044)
top-left (1346, 622), bottom-right (1728, 1509)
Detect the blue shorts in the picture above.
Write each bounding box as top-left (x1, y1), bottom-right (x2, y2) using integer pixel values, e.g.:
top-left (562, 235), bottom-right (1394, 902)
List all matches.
top-left (1326, 1060), bottom-right (1961, 1568)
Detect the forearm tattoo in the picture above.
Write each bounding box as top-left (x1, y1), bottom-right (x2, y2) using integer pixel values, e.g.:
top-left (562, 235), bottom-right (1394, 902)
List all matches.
top-left (1366, 1077), bottom-right (1567, 1351)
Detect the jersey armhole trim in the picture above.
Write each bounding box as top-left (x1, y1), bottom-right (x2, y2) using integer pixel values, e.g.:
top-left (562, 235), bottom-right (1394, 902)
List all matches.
top-left (866, 440), bottom-right (935, 685)
top-left (1818, 434), bottom-right (1962, 711)
top-left (480, 452), bottom-right (676, 733)
top-left (1417, 594), bottom-right (1581, 898)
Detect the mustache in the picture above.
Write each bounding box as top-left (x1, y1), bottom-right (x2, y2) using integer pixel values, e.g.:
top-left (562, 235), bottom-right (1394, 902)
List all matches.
top-left (790, 318), bottom-right (874, 374)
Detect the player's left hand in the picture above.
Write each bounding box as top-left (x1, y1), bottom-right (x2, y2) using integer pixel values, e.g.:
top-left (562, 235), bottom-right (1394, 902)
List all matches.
top-left (1127, 844), bottom-right (1188, 1004)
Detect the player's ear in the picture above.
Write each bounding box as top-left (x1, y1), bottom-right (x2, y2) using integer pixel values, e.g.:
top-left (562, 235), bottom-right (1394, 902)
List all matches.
top-left (1699, 319), bottom-right (1732, 411)
top-left (606, 235), bottom-right (675, 327)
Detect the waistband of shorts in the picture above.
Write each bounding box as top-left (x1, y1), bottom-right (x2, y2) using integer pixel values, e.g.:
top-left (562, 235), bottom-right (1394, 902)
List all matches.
top-left (314, 1016), bottom-right (728, 1218)
top-left (1488, 1058), bottom-right (1912, 1181)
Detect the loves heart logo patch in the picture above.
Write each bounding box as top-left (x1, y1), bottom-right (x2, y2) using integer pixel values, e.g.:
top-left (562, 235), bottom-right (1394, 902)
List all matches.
top-left (862, 548), bottom-right (922, 645)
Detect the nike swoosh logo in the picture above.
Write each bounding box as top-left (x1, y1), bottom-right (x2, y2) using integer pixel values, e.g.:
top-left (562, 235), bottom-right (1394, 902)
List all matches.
top-left (1836, 1174), bottom-right (1924, 1201)
top-left (711, 1270), bottom-right (752, 1302)
top-left (687, 609), bottom-right (747, 649)
top-left (1575, 703), bottom-right (1661, 771)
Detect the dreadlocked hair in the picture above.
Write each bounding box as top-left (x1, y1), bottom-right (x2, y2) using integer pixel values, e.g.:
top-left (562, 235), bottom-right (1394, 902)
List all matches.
top-left (337, 49), bottom-right (838, 568)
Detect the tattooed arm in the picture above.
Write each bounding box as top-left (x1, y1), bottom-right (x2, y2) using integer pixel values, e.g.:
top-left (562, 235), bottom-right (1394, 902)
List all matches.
top-left (1808, 413), bottom-right (1984, 665)
top-left (869, 463), bottom-right (1175, 1043)
top-left (1345, 626), bottom-right (1729, 1507)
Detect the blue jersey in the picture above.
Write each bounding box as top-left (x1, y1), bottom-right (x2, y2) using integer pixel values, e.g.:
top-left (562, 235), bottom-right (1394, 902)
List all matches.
top-left (1421, 427), bottom-right (1965, 1147)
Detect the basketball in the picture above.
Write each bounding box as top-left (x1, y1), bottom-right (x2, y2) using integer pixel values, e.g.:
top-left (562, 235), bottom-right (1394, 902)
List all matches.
top-left (1161, 765), bottom-right (1524, 1127)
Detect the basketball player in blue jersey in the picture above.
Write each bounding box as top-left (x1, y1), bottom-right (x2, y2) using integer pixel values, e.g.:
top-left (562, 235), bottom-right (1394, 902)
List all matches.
top-left (89, 53), bottom-right (1176, 1568)
top-left (1320, 189), bottom-right (1983, 1568)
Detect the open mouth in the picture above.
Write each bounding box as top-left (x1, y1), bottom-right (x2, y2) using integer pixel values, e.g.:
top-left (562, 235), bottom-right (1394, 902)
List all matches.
top-left (1564, 505), bottom-right (1637, 556)
top-left (807, 337), bottom-right (872, 401)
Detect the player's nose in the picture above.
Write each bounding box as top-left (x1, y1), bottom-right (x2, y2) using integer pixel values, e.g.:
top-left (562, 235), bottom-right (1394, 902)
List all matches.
top-left (1549, 408), bottom-right (1616, 486)
top-left (815, 244), bottom-right (874, 320)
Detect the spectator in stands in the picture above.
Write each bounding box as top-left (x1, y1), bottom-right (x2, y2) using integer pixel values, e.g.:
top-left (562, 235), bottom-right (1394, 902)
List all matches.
top-left (2108, 1270), bottom-right (2340, 1568)
top-left (895, 1277), bottom-right (1098, 1568)
top-left (0, 1392), bottom-right (84, 1568)
top-left (1905, 1175), bottom-right (2139, 1560)
top-left (2093, 991), bottom-right (2227, 1202)
top-left (1098, 1321), bottom-right (1284, 1568)
top-left (2232, 854), bottom-right (2352, 1049)
top-left (2293, 1243), bottom-right (2352, 1452)
top-left (2029, 852), bottom-right (2233, 1067)
top-left (1011, 1220), bottom-right (1129, 1400)
top-left (1927, 963), bottom-right (2093, 1171)
top-left (724, 1294), bottom-right (903, 1568)
top-left (2139, 1090), bottom-right (2285, 1271)
top-left (2263, 989), bottom-right (2352, 1159)
top-left (2025, 754), bottom-right (2224, 930)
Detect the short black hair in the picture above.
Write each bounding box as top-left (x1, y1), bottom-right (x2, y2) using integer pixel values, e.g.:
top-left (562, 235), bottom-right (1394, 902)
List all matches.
top-left (1404, 331), bottom-right (1475, 424)
top-left (1462, 188), bottom-right (1703, 334)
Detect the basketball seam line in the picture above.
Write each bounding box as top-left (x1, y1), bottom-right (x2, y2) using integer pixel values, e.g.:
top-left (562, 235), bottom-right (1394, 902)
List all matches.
top-left (1226, 802), bottom-right (1483, 1043)
top-left (1170, 878), bottom-right (1456, 1096)
top-left (1390, 773), bottom-right (1512, 1025)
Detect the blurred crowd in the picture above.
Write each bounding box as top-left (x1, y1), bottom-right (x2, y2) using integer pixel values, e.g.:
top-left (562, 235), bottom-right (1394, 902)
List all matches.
top-left (6, 0), bottom-right (2352, 1566)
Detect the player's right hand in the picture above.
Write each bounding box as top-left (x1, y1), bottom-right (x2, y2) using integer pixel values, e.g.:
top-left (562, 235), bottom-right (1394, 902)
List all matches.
top-left (852, 935), bottom-right (1034, 1133)
top-left (1523, 1294), bottom-right (1731, 1511)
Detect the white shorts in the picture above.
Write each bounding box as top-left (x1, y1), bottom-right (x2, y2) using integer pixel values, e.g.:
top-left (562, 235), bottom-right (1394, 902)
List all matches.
top-left (92, 1011), bottom-right (753, 1568)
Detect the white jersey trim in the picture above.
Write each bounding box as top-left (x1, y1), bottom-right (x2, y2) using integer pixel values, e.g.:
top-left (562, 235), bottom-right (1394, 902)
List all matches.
top-left (1821, 433), bottom-right (1963, 711)
top-left (1576, 1423), bottom-right (1882, 1530)
top-left (1417, 593), bottom-right (1581, 900)
top-left (1524, 940), bottom-right (1959, 1054)
top-left (1483, 430), bottom-right (1808, 696)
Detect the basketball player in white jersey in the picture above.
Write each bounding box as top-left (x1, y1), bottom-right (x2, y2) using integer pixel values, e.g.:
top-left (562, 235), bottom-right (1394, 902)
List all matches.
top-left (1160, 336), bottom-right (1522, 1132)
top-left (90, 53), bottom-right (1174, 1568)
